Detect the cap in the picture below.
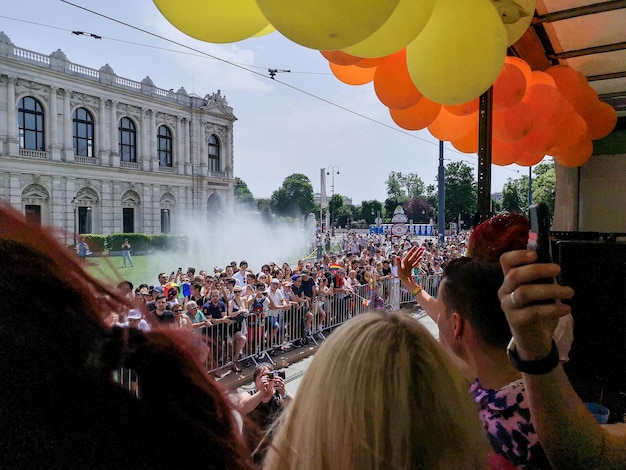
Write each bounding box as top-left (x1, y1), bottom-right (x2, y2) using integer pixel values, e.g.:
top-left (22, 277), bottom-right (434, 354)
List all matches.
top-left (214, 266), bottom-right (224, 272)
top-left (127, 309), bottom-right (142, 320)
top-left (283, 281), bottom-right (292, 287)
top-left (139, 287), bottom-right (150, 295)
top-left (301, 269), bottom-right (309, 275)
top-left (271, 278), bottom-right (280, 284)
top-left (153, 286), bottom-right (164, 294)
top-left (291, 274), bottom-right (301, 282)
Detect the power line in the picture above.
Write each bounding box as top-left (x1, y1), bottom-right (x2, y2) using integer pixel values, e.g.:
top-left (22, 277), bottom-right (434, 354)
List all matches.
top-left (3, 6), bottom-right (522, 173)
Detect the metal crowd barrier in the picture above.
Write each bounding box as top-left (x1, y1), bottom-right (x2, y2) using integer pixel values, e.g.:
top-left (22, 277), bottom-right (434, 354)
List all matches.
top-left (114, 274), bottom-right (442, 392)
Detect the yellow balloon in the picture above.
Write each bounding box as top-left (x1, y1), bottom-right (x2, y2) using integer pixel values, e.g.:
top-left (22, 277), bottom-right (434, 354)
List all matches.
top-left (489, 0), bottom-right (536, 46)
top-left (255, 0), bottom-right (399, 50)
top-left (406, 0), bottom-right (508, 105)
top-left (153, 0), bottom-right (270, 43)
top-left (252, 24), bottom-right (276, 38)
top-left (342, 0), bottom-right (436, 58)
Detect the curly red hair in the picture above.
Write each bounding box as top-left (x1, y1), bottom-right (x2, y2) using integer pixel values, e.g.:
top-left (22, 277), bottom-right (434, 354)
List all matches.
top-left (467, 213), bottom-right (530, 263)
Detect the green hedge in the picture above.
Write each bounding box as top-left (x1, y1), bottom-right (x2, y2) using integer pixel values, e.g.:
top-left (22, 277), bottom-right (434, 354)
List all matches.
top-left (78, 233), bottom-right (187, 254)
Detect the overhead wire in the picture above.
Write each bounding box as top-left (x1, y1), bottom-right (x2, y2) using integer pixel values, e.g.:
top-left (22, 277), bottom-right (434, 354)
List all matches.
top-left (3, 5), bottom-right (522, 174)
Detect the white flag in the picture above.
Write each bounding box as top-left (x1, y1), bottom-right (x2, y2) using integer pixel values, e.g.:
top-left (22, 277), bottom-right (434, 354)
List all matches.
top-left (320, 168), bottom-right (328, 209)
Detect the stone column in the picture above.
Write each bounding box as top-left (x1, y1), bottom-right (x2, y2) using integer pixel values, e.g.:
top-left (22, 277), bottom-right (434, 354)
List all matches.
top-left (7, 76), bottom-right (18, 154)
top-left (110, 100), bottom-right (119, 167)
top-left (99, 97), bottom-right (109, 166)
top-left (49, 86), bottom-right (61, 160)
top-left (62, 89), bottom-right (72, 162)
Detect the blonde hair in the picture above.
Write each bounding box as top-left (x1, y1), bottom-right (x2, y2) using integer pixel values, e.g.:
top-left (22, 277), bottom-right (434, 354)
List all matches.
top-left (264, 311), bottom-right (488, 470)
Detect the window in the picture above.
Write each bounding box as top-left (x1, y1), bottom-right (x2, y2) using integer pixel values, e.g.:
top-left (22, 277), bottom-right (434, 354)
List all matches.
top-left (208, 134), bottom-right (220, 172)
top-left (18, 96), bottom-right (45, 150)
top-left (73, 107), bottom-right (95, 157)
top-left (78, 206), bottom-right (92, 234)
top-left (119, 117), bottom-right (136, 162)
top-left (123, 208), bottom-right (135, 233)
top-left (24, 205), bottom-right (41, 225)
top-left (161, 209), bottom-right (171, 234)
top-left (157, 125), bottom-right (173, 167)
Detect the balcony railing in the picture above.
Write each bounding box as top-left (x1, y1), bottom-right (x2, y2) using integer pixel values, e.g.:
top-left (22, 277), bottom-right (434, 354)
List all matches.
top-left (19, 149), bottom-right (48, 160)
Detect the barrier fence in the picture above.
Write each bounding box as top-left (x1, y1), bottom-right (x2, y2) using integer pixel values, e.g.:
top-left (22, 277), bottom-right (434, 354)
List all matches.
top-left (115, 275), bottom-right (442, 393)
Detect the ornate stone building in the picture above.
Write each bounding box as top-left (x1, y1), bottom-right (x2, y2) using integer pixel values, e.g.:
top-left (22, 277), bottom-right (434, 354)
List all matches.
top-left (0, 32), bottom-right (236, 239)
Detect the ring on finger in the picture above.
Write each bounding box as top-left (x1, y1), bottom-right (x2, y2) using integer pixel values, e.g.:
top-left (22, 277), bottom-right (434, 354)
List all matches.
top-left (510, 291), bottom-right (518, 307)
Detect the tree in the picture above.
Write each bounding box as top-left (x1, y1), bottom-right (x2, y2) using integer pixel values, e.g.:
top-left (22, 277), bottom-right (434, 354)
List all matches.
top-left (403, 197), bottom-right (432, 223)
top-left (532, 162), bottom-right (556, 215)
top-left (233, 177), bottom-right (255, 208)
top-left (444, 161), bottom-right (476, 226)
top-left (328, 193), bottom-right (344, 229)
top-left (385, 171), bottom-right (425, 201)
top-left (270, 173), bottom-right (315, 217)
top-left (384, 197), bottom-right (402, 222)
top-left (360, 200), bottom-right (383, 224)
top-left (501, 178), bottom-right (526, 214)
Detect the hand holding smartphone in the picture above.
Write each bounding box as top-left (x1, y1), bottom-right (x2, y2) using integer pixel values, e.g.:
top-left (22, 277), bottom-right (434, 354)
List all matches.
top-left (527, 203), bottom-right (555, 303)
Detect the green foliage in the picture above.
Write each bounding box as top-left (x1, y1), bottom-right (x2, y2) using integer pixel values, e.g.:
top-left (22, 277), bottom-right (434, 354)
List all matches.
top-left (106, 233), bottom-right (185, 253)
top-left (500, 161), bottom-right (555, 215)
top-left (444, 161), bottom-right (477, 224)
top-left (233, 177), bottom-right (255, 208)
top-left (270, 173), bottom-right (315, 217)
top-left (501, 178), bottom-right (526, 214)
top-left (385, 171), bottom-right (425, 202)
top-left (531, 162), bottom-right (556, 215)
top-left (359, 200), bottom-right (383, 224)
top-left (384, 197), bottom-right (402, 221)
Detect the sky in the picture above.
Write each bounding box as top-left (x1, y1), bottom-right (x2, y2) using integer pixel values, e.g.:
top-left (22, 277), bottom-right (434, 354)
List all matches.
top-left (1, 0), bottom-right (531, 205)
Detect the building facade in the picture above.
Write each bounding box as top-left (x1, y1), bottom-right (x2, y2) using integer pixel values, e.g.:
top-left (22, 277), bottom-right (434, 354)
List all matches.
top-left (0, 32), bottom-right (236, 240)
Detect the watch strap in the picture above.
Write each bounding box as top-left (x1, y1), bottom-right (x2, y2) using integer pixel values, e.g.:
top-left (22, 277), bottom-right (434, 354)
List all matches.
top-left (507, 338), bottom-right (559, 374)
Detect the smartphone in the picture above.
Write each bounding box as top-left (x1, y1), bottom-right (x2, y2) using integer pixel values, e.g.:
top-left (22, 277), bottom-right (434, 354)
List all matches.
top-left (527, 203), bottom-right (552, 264)
top-left (527, 203), bottom-right (555, 302)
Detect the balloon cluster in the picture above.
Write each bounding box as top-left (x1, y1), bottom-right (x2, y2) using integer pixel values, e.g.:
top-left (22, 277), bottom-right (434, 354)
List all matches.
top-left (153, 0), bottom-right (617, 168)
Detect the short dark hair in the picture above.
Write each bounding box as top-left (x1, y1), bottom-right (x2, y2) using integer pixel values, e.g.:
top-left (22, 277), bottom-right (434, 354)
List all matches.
top-left (441, 257), bottom-right (510, 348)
top-left (253, 362), bottom-right (274, 381)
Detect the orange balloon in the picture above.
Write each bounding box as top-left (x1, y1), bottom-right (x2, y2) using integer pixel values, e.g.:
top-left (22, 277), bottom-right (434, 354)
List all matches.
top-left (554, 138), bottom-right (593, 168)
top-left (374, 50), bottom-right (422, 109)
top-left (518, 123), bottom-right (555, 157)
top-left (507, 56), bottom-right (533, 90)
top-left (523, 84), bottom-right (561, 122)
top-left (493, 62), bottom-right (527, 111)
top-left (587, 101), bottom-right (618, 140)
top-left (493, 102), bottom-right (534, 142)
top-left (445, 98), bottom-right (479, 116)
top-left (428, 108), bottom-right (478, 141)
top-left (574, 86), bottom-right (601, 123)
top-left (550, 99), bottom-right (588, 152)
top-left (492, 138), bottom-right (521, 166)
top-left (389, 97), bottom-right (441, 131)
top-left (546, 65), bottom-right (587, 89)
top-left (320, 50), bottom-right (363, 66)
top-left (451, 122), bottom-right (479, 153)
top-left (354, 57), bottom-right (384, 68)
top-left (516, 151), bottom-right (545, 167)
top-left (329, 62), bottom-right (376, 85)
top-left (529, 71), bottom-right (556, 87)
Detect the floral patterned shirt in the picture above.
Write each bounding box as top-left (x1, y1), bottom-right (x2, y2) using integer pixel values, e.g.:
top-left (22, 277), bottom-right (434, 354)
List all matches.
top-left (470, 378), bottom-right (551, 469)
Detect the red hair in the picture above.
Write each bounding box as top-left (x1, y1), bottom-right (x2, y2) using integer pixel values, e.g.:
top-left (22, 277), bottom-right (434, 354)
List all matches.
top-left (467, 213), bottom-right (530, 263)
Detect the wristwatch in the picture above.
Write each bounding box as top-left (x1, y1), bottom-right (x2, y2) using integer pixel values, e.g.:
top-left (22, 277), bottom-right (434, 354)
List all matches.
top-left (507, 337), bottom-right (559, 374)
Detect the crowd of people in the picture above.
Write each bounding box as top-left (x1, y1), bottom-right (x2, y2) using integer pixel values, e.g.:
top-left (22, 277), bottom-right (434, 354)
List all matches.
top-left (2, 201), bottom-right (624, 469)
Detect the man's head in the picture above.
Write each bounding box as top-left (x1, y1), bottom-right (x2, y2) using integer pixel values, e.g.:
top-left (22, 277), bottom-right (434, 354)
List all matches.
top-left (239, 260), bottom-right (248, 271)
top-left (186, 300), bottom-right (199, 314)
top-left (155, 295), bottom-right (168, 312)
top-left (270, 278), bottom-right (280, 290)
top-left (437, 257), bottom-right (510, 353)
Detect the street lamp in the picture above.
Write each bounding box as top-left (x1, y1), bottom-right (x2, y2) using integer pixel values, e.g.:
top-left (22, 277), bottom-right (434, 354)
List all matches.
top-left (71, 196), bottom-right (78, 248)
top-left (326, 165), bottom-right (340, 236)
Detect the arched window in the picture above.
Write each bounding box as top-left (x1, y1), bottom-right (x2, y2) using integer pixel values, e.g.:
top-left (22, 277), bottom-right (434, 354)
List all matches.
top-left (208, 134), bottom-right (220, 172)
top-left (157, 125), bottom-right (173, 167)
top-left (118, 117), bottom-right (136, 162)
top-left (73, 107), bottom-right (95, 157)
top-left (18, 96), bottom-right (45, 150)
